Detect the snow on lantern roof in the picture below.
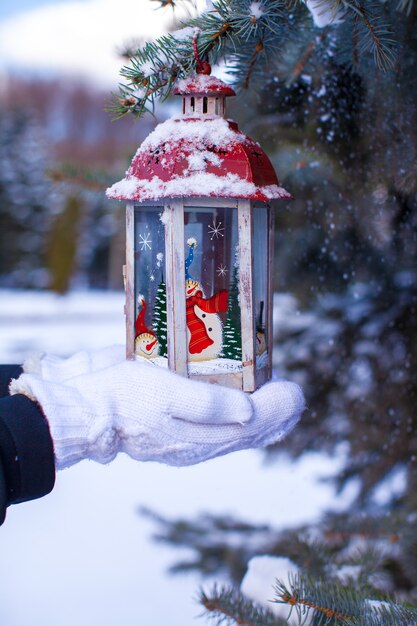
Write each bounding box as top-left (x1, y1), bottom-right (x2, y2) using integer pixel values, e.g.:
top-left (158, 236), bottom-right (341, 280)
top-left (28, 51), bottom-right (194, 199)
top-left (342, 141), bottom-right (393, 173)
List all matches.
top-left (173, 73), bottom-right (236, 97)
top-left (106, 73), bottom-right (291, 203)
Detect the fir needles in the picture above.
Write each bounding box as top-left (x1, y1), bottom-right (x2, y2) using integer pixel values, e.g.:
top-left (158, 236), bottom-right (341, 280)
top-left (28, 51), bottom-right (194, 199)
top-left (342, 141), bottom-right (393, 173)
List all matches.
top-left (110, 0), bottom-right (399, 121)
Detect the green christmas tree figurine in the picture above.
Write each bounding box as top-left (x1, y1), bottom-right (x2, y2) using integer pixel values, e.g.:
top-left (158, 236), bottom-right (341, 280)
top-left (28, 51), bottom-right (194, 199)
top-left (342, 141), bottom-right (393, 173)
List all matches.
top-left (221, 265), bottom-right (242, 361)
top-left (152, 276), bottom-right (167, 357)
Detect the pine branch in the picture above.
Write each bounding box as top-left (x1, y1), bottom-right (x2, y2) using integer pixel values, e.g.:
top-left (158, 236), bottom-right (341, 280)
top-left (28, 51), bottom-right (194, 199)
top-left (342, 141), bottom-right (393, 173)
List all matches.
top-left (150, 0), bottom-right (197, 9)
top-left (287, 30), bottom-right (328, 83)
top-left (200, 585), bottom-right (287, 626)
top-left (397, 0), bottom-right (414, 15)
top-left (200, 578), bottom-right (417, 626)
top-left (343, 0), bottom-right (397, 70)
top-left (227, 0), bottom-right (286, 41)
top-left (274, 575), bottom-right (417, 626)
top-left (47, 165), bottom-right (113, 190)
top-left (110, 0), bottom-right (400, 120)
top-left (274, 575), bottom-right (357, 624)
top-left (110, 0), bottom-right (293, 118)
top-left (241, 39), bottom-right (265, 89)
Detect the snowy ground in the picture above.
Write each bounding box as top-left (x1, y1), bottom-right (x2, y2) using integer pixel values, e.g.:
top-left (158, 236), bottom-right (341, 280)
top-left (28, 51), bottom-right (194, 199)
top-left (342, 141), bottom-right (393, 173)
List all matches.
top-left (0, 289), bottom-right (352, 626)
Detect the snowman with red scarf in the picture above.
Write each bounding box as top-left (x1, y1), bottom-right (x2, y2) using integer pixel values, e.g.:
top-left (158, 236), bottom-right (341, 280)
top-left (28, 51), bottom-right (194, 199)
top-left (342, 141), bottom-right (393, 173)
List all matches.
top-left (135, 295), bottom-right (160, 359)
top-left (185, 239), bottom-right (228, 361)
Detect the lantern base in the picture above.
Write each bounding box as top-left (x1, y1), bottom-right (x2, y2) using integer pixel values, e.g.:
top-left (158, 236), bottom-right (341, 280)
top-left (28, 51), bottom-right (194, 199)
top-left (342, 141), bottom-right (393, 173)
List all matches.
top-left (189, 372), bottom-right (243, 389)
top-left (135, 354), bottom-right (242, 374)
top-left (134, 354), bottom-right (271, 391)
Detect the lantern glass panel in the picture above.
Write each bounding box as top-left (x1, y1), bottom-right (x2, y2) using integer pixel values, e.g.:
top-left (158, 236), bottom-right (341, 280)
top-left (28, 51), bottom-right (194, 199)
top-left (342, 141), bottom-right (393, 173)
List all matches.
top-left (183, 206), bottom-right (241, 373)
top-left (253, 205), bottom-right (269, 368)
top-left (133, 206), bottom-right (167, 358)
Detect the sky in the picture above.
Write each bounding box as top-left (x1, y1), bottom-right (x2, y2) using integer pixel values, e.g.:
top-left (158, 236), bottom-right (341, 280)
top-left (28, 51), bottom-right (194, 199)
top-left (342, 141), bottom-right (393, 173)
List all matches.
top-left (0, 0), bottom-right (205, 88)
top-left (0, 0), bottom-right (73, 20)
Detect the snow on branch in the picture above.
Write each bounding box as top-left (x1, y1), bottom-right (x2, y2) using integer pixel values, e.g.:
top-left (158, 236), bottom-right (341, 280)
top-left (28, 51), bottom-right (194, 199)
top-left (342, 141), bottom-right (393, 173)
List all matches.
top-left (109, 0), bottom-right (398, 121)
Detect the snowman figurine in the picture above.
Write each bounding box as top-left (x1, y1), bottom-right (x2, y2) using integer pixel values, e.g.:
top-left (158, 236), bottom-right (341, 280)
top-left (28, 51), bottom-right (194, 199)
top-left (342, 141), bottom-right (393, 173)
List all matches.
top-left (135, 295), bottom-right (160, 359)
top-left (185, 239), bottom-right (228, 362)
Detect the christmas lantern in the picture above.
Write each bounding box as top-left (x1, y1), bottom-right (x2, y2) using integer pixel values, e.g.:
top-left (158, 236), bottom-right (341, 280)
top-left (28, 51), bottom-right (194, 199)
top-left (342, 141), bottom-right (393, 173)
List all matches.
top-left (107, 68), bottom-right (291, 392)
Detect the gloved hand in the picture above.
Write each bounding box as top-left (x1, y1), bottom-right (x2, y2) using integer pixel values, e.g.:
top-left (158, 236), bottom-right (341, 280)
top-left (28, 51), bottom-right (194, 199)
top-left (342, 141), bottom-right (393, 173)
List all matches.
top-left (11, 349), bottom-right (305, 470)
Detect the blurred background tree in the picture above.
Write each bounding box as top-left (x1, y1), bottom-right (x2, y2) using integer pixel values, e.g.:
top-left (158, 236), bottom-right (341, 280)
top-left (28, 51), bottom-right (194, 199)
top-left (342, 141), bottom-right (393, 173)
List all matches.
top-left (112, 0), bottom-right (417, 621)
top-left (0, 78), bottom-right (155, 290)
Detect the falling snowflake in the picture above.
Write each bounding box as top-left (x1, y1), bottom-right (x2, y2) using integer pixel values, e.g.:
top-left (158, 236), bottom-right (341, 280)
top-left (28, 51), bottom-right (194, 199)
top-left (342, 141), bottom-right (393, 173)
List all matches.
top-left (208, 219), bottom-right (224, 240)
top-left (150, 274), bottom-right (155, 282)
top-left (216, 264), bottom-right (228, 277)
top-left (138, 232), bottom-right (152, 251)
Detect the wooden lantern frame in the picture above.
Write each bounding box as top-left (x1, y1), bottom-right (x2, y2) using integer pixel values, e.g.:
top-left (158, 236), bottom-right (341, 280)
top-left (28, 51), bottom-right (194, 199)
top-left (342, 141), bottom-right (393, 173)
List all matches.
top-left (125, 196), bottom-right (275, 392)
top-left (109, 71), bottom-right (291, 392)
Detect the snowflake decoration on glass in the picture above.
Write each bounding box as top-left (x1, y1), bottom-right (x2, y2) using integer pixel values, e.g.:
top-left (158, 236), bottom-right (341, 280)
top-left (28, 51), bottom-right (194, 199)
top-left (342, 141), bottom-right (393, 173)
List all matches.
top-left (208, 219), bottom-right (224, 240)
top-left (138, 232), bottom-right (152, 251)
top-left (216, 264), bottom-right (228, 277)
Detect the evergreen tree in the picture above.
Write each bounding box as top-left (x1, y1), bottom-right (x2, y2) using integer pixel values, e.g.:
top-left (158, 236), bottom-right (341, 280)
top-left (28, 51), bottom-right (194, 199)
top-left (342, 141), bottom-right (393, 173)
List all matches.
top-left (123, 3), bottom-right (417, 624)
top-left (0, 107), bottom-right (52, 288)
top-left (110, 0), bottom-right (399, 120)
top-left (201, 578), bottom-right (417, 626)
top-left (142, 506), bottom-right (417, 626)
top-left (152, 277), bottom-right (168, 356)
top-left (222, 264), bottom-right (242, 360)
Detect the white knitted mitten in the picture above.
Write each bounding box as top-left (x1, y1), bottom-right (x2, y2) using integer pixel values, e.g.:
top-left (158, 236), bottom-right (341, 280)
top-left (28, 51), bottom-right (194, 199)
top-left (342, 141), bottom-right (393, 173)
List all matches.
top-left (22, 345), bottom-right (125, 383)
top-left (10, 360), bottom-right (305, 470)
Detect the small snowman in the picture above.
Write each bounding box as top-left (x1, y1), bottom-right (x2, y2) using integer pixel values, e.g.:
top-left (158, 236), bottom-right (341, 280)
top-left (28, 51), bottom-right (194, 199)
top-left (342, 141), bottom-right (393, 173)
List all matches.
top-left (135, 295), bottom-right (160, 359)
top-left (185, 239), bottom-right (228, 361)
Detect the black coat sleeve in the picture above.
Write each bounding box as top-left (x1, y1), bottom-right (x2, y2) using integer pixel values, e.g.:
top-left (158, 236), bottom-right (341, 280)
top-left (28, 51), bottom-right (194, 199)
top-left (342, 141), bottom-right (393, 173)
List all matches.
top-left (0, 455), bottom-right (7, 526)
top-left (0, 364), bottom-right (23, 398)
top-left (0, 366), bottom-right (56, 525)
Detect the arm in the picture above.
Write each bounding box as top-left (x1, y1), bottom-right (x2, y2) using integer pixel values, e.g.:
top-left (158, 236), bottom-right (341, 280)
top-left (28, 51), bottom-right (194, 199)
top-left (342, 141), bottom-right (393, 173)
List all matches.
top-left (2, 348), bottom-right (304, 523)
top-left (11, 356), bottom-right (304, 469)
top-left (0, 456), bottom-right (6, 525)
top-left (0, 365), bottom-right (55, 526)
top-left (0, 365), bottom-right (23, 397)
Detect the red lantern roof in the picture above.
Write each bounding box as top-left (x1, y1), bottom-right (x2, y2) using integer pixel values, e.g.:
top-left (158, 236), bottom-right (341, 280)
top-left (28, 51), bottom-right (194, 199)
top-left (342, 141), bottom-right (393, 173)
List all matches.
top-left (173, 74), bottom-right (236, 97)
top-left (107, 73), bottom-right (291, 203)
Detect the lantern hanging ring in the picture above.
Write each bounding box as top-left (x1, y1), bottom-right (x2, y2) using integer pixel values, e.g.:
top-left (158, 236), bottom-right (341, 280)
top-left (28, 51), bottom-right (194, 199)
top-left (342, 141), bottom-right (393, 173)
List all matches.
top-left (192, 35), bottom-right (211, 75)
